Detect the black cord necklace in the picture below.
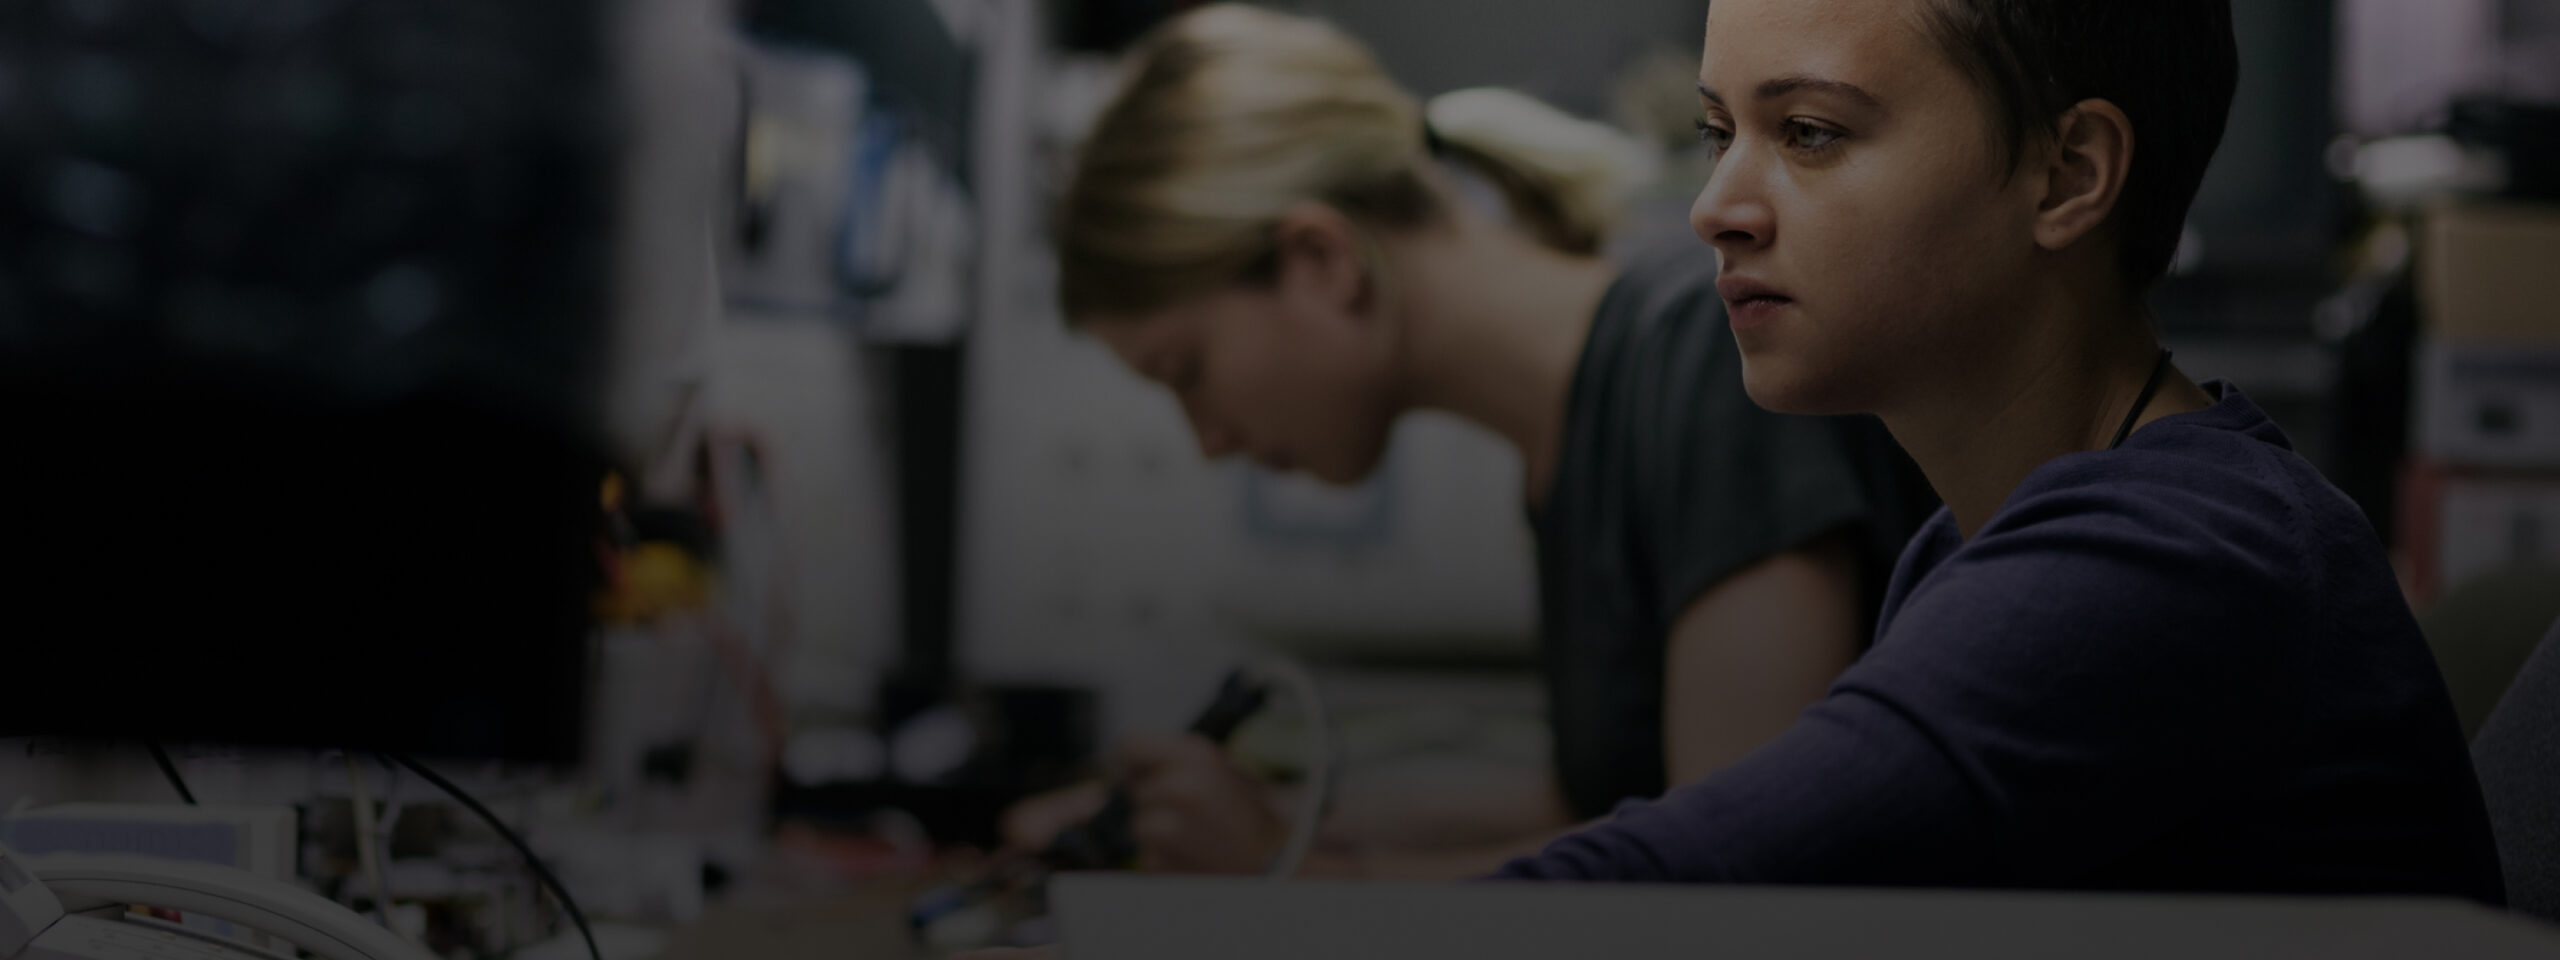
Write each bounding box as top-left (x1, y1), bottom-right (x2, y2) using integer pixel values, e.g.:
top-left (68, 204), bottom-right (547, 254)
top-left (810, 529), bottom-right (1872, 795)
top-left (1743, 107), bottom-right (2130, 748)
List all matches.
top-left (2107, 348), bottom-right (2175, 451)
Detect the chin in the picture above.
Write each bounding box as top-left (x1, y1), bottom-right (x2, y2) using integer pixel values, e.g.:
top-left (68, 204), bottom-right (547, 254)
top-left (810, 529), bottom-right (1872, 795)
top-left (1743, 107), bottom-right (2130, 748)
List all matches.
top-left (1735, 344), bottom-right (1843, 416)
top-left (1308, 439), bottom-right (1392, 488)
top-left (1309, 458), bottom-right (1378, 488)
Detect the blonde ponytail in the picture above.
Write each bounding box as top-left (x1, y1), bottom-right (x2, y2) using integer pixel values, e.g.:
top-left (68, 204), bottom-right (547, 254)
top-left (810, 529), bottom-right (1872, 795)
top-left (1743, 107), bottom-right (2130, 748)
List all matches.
top-left (1057, 4), bottom-right (1658, 322)
top-left (1423, 87), bottom-right (1661, 256)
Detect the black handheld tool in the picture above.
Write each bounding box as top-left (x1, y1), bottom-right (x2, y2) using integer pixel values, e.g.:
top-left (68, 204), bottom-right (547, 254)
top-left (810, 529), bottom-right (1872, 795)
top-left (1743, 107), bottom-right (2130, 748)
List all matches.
top-left (908, 668), bottom-right (1272, 940)
top-left (1041, 669), bottom-right (1271, 870)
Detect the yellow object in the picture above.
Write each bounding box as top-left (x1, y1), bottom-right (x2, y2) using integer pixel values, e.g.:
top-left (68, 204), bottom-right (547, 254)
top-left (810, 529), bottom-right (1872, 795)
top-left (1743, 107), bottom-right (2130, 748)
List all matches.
top-left (595, 541), bottom-right (714, 623)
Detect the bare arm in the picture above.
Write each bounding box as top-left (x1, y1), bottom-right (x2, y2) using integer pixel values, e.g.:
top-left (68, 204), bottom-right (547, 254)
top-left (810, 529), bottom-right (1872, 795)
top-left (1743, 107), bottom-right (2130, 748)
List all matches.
top-left (1324, 531), bottom-right (1869, 881)
top-left (1001, 533), bottom-right (1864, 881)
top-left (1661, 528), bottom-right (1865, 784)
top-left (1331, 531), bottom-right (1867, 882)
top-left (1001, 744), bottom-right (1581, 882)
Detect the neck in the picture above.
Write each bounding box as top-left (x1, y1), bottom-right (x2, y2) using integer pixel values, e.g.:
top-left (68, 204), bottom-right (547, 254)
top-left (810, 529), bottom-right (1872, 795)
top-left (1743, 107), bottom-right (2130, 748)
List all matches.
top-left (1879, 280), bottom-right (2212, 540)
top-left (1388, 217), bottom-right (1617, 506)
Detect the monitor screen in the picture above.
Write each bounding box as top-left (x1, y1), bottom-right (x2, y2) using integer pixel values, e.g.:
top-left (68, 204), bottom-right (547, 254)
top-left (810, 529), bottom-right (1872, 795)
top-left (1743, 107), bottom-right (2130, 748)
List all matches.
top-left (0, 0), bottom-right (621, 764)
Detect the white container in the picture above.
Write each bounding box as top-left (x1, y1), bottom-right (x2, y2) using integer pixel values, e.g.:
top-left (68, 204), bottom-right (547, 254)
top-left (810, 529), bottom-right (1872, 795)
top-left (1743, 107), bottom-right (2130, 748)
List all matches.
top-left (2415, 339), bottom-right (2560, 470)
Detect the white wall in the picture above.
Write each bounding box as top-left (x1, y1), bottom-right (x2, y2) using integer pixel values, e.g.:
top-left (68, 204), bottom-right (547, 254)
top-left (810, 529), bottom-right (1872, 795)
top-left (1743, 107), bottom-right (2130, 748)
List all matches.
top-left (607, 0), bottom-right (736, 502)
top-left (2337, 0), bottom-right (2506, 137)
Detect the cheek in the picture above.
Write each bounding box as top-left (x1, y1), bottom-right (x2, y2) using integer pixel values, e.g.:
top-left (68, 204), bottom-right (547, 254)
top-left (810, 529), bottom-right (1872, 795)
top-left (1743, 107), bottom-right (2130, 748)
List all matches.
top-left (1205, 321), bottom-right (1354, 438)
top-left (1750, 153), bottom-right (2028, 410)
top-left (1275, 327), bottom-right (1399, 467)
top-left (1875, 154), bottom-right (2026, 286)
top-left (1202, 334), bottom-right (1285, 429)
top-left (1819, 170), bottom-right (2006, 309)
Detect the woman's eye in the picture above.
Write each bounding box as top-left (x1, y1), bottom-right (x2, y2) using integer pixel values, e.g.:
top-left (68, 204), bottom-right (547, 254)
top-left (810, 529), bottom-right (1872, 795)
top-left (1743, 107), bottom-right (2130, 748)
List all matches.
top-left (1693, 118), bottom-right (1734, 152)
top-left (1786, 120), bottom-right (1844, 151)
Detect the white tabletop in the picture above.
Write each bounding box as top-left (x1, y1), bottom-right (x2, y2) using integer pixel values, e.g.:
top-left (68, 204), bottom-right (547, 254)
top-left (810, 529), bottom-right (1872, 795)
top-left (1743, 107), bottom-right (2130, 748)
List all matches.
top-left (1054, 874), bottom-right (2560, 960)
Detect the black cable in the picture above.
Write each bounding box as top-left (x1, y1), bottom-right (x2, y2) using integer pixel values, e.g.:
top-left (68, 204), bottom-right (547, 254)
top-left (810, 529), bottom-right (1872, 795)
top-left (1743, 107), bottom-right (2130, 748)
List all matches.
top-left (143, 741), bottom-right (197, 806)
top-left (381, 753), bottom-right (602, 960)
top-left (2108, 348), bottom-right (2176, 451)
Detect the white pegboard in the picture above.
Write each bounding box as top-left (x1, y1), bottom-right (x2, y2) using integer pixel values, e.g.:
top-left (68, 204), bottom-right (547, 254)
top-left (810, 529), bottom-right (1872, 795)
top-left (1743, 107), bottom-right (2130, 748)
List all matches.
top-left (706, 316), bottom-right (904, 716)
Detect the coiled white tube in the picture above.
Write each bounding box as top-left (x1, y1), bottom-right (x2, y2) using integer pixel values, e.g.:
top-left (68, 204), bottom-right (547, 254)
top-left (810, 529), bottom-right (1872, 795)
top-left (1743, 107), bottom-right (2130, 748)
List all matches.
top-left (1248, 654), bottom-right (1334, 880)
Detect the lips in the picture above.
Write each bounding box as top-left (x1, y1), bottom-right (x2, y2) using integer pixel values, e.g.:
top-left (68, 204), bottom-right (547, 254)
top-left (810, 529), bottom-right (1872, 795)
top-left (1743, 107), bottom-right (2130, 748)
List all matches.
top-left (1717, 276), bottom-right (1795, 331)
top-left (1716, 276), bottom-right (1791, 305)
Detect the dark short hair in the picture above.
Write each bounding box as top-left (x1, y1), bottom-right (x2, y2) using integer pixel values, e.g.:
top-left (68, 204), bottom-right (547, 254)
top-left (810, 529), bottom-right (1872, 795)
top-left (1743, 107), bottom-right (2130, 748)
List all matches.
top-left (1918, 0), bottom-right (2237, 293)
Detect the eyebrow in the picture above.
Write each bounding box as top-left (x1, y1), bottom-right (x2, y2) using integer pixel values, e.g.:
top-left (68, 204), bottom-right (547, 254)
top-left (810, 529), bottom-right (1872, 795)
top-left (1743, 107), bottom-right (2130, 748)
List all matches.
top-left (1697, 76), bottom-right (1883, 109)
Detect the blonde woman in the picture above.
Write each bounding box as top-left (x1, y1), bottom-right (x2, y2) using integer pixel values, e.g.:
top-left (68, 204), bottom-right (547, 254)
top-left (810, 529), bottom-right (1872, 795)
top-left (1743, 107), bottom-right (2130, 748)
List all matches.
top-left (997, 4), bottom-right (1936, 882)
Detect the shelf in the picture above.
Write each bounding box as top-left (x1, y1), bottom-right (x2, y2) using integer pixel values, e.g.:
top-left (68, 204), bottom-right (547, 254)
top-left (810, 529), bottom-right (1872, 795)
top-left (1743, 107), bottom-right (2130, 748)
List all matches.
top-left (745, 0), bottom-right (975, 186)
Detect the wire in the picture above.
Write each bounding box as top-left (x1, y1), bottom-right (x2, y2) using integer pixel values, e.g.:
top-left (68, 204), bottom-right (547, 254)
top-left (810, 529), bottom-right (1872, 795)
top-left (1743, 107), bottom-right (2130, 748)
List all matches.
top-left (1250, 655), bottom-right (1334, 880)
top-left (382, 753), bottom-right (603, 960)
top-left (373, 755), bottom-right (408, 863)
top-left (142, 741), bottom-right (196, 806)
top-left (344, 755), bottom-right (397, 929)
top-left (706, 433), bottom-right (795, 762)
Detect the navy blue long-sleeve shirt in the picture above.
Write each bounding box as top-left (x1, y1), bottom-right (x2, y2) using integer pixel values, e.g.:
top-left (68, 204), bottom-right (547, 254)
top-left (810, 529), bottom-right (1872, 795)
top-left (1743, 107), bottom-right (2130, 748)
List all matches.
top-left (1492, 382), bottom-right (2505, 904)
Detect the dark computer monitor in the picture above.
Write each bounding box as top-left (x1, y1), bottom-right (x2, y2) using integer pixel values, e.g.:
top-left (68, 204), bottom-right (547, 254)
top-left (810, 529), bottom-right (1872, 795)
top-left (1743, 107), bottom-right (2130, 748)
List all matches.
top-left (0, 0), bottom-right (623, 764)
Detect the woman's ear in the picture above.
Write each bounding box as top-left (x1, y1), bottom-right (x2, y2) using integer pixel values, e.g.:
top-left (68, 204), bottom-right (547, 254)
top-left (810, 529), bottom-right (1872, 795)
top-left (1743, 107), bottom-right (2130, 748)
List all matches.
top-left (2033, 99), bottom-right (2135, 254)
top-left (1270, 201), bottom-right (1376, 324)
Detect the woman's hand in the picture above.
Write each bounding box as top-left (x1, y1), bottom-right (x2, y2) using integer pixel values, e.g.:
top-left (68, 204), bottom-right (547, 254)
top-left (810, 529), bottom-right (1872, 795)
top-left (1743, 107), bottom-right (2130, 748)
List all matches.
top-left (1115, 733), bottom-right (1291, 874)
top-left (993, 733), bottom-right (1289, 874)
top-left (1001, 779), bottom-right (1111, 852)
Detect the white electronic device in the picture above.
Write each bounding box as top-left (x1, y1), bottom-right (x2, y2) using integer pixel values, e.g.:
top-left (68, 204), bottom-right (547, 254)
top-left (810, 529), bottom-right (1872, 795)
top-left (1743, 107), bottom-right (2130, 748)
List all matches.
top-left (0, 843), bottom-right (434, 960)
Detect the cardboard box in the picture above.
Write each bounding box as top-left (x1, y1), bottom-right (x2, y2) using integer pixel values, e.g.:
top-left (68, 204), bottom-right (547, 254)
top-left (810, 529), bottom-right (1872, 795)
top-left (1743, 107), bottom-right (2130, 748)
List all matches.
top-left (2421, 202), bottom-right (2560, 344)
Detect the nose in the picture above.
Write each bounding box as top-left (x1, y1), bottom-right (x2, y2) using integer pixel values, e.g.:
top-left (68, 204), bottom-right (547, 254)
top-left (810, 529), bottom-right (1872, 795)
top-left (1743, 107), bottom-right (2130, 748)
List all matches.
top-left (1690, 148), bottom-right (1774, 257)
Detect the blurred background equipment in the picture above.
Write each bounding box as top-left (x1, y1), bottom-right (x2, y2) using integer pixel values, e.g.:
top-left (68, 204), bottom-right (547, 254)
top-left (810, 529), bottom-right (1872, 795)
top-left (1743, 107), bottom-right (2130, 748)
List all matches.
top-left (0, 0), bottom-right (620, 764)
top-left (1, 838), bottom-right (442, 960)
top-left (0, 0), bottom-right (716, 957)
top-left (0, 803), bottom-right (300, 952)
